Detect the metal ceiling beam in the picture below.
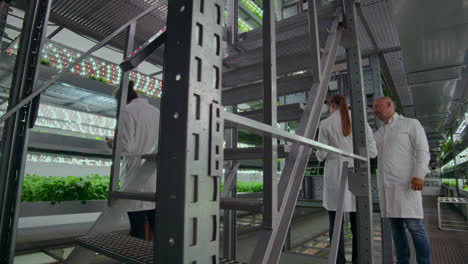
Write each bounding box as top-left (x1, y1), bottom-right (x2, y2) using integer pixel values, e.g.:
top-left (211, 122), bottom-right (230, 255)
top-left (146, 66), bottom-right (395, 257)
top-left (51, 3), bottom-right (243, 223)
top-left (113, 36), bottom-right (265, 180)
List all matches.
top-left (221, 59), bottom-right (370, 106)
top-left (224, 145), bottom-right (291, 160)
top-left (222, 74), bottom-right (313, 106)
top-left (226, 103), bottom-right (304, 124)
top-left (407, 65), bottom-right (463, 86)
top-left (355, 1), bottom-right (406, 113)
top-left (223, 46), bottom-right (379, 88)
top-left (46, 25), bottom-right (63, 39)
top-left (235, 2), bottom-right (338, 45)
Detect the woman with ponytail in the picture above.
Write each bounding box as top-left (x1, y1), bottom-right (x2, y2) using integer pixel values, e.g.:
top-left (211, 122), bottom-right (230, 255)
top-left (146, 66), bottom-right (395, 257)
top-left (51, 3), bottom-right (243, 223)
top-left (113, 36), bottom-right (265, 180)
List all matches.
top-left (316, 94), bottom-right (377, 264)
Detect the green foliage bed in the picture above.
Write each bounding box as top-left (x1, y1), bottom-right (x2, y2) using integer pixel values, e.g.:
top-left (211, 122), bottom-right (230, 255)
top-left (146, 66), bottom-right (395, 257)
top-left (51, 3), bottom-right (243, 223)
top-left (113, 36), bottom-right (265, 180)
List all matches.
top-left (442, 179), bottom-right (468, 190)
top-left (21, 174), bottom-right (110, 204)
top-left (21, 174), bottom-right (264, 203)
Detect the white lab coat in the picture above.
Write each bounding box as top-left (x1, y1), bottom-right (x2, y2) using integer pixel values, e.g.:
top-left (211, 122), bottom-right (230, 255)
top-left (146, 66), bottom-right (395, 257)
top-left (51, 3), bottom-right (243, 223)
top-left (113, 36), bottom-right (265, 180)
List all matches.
top-left (120, 98), bottom-right (160, 212)
top-left (374, 113), bottom-right (430, 219)
top-left (316, 111), bottom-right (377, 212)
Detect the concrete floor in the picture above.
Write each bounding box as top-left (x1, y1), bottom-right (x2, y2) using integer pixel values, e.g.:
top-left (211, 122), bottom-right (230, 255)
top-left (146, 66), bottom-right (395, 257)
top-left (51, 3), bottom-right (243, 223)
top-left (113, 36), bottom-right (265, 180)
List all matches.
top-left (222, 207), bottom-right (329, 263)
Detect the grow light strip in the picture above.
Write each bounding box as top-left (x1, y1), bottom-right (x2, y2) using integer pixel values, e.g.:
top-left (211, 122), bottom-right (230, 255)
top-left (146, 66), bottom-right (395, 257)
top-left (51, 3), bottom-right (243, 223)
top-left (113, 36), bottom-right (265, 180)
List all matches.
top-left (27, 153), bottom-right (111, 167)
top-left (0, 104), bottom-right (116, 138)
top-left (241, 0), bottom-right (263, 19)
top-left (8, 40), bottom-right (163, 98)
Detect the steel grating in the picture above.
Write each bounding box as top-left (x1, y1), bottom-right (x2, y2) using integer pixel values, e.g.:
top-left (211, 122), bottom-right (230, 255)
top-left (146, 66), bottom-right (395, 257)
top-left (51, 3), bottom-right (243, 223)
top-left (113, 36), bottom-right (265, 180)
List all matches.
top-left (76, 232), bottom-right (154, 264)
top-left (360, 0), bottom-right (400, 50)
top-left (13, 0), bottom-right (167, 65)
top-left (413, 196), bottom-right (468, 264)
top-left (76, 232), bottom-right (246, 264)
top-left (222, 0), bottom-right (400, 88)
top-left (223, 4), bottom-right (340, 87)
top-left (384, 51), bottom-right (413, 106)
top-left (279, 252), bottom-right (328, 264)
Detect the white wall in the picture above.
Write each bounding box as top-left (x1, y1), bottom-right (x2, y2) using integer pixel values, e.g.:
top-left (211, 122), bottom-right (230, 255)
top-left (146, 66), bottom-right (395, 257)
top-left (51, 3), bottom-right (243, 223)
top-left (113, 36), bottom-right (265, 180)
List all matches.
top-left (25, 162), bottom-right (110, 177)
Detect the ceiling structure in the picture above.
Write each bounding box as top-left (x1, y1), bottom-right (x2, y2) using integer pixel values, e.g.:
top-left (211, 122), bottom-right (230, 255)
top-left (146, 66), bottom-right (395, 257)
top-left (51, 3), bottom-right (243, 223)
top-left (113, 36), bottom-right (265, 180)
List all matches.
top-left (392, 0), bottom-right (468, 163)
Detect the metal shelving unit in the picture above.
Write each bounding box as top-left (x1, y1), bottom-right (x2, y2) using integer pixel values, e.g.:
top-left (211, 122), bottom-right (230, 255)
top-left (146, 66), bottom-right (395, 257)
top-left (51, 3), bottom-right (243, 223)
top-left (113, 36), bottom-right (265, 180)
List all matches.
top-left (0, 0), bottom-right (402, 263)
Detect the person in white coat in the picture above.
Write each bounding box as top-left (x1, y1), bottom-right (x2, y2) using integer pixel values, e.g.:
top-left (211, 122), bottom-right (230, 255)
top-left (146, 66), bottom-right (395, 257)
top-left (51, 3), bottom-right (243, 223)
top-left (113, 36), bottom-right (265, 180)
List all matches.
top-left (373, 97), bottom-right (431, 264)
top-left (107, 81), bottom-right (160, 240)
top-left (316, 94), bottom-right (377, 264)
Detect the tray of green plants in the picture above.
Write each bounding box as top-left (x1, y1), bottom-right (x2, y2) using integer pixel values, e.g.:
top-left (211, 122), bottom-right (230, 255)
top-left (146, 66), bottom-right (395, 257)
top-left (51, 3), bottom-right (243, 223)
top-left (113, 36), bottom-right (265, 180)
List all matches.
top-left (22, 174), bottom-right (265, 204)
top-left (21, 174), bottom-right (110, 204)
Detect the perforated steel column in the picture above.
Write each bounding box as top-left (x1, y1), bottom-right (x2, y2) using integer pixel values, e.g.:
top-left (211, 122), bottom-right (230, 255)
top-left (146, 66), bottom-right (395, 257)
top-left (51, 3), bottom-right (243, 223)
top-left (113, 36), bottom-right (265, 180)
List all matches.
top-left (227, 0), bottom-right (239, 45)
top-left (370, 54), bottom-right (393, 264)
top-left (155, 1), bottom-right (224, 263)
top-left (0, 0), bottom-right (51, 262)
top-left (262, 0), bottom-right (278, 229)
top-left (344, 0), bottom-right (375, 263)
top-left (0, 0), bottom-right (11, 46)
top-left (223, 106), bottom-right (238, 260)
top-left (108, 22), bottom-right (135, 204)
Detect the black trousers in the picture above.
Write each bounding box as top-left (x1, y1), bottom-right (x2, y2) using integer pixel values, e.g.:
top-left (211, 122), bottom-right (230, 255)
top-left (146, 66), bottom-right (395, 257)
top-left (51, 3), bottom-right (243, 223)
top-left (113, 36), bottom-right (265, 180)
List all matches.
top-left (127, 209), bottom-right (155, 239)
top-left (328, 211), bottom-right (357, 264)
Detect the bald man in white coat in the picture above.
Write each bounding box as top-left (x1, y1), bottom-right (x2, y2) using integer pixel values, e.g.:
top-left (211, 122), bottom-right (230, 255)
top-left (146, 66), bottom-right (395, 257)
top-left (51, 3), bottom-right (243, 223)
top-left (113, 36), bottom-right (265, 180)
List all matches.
top-left (373, 97), bottom-right (431, 264)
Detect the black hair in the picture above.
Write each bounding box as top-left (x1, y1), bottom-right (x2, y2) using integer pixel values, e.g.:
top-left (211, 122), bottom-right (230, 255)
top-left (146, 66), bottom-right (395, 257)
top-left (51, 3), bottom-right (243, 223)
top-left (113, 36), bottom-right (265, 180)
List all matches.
top-left (114, 81), bottom-right (139, 104)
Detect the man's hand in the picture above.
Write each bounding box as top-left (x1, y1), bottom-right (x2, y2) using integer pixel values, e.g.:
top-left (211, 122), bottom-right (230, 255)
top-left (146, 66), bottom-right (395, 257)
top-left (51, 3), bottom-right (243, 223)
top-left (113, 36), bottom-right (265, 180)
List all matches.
top-left (105, 137), bottom-right (113, 149)
top-left (411, 177), bottom-right (424, 191)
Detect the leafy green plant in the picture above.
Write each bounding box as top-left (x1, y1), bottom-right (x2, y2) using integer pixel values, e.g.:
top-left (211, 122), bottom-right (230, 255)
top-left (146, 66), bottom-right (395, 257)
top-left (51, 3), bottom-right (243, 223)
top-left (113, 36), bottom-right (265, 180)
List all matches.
top-left (237, 181), bottom-right (263, 193)
top-left (305, 167), bottom-right (324, 176)
top-left (23, 175), bottom-right (265, 204)
top-left (87, 74), bottom-right (111, 84)
top-left (21, 174), bottom-right (111, 204)
top-left (442, 179), bottom-right (457, 187)
top-left (238, 129), bottom-right (262, 146)
top-left (442, 140), bottom-right (453, 155)
top-left (220, 181), bottom-right (263, 193)
top-left (40, 59), bottom-right (51, 66)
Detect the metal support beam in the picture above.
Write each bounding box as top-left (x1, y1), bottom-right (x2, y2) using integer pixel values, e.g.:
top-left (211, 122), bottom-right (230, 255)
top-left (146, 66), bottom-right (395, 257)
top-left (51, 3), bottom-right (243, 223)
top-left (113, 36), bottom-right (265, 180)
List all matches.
top-left (46, 25), bottom-right (63, 39)
top-left (344, 0), bottom-right (375, 262)
top-left (0, 0), bottom-right (11, 46)
top-left (227, 0), bottom-right (239, 45)
top-left (222, 161), bottom-right (241, 198)
top-left (450, 128), bottom-right (460, 196)
top-left (308, 0), bottom-right (322, 83)
top-left (369, 54), bottom-right (394, 263)
top-left (155, 1), bottom-right (224, 263)
top-left (222, 160), bottom-right (239, 259)
top-left (0, 0), bottom-right (51, 262)
top-left (262, 0), bottom-right (278, 229)
top-left (328, 162), bottom-right (349, 264)
top-left (249, 15), bottom-right (343, 263)
top-left (108, 21), bottom-right (135, 205)
top-left (222, 109), bottom-right (238, 261)
top-left (120, 31), bottom-right (167, 72)
top-left (370, 55), bottom-right (383, 128)
top-left (224, 110), bottom-right (365, 161)
top-left (407, 65), bottom-right (463, 86)
top-left (275, 0), bottom-right (283, 20)
top-left (355, 1), bottom-right (404, 113)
